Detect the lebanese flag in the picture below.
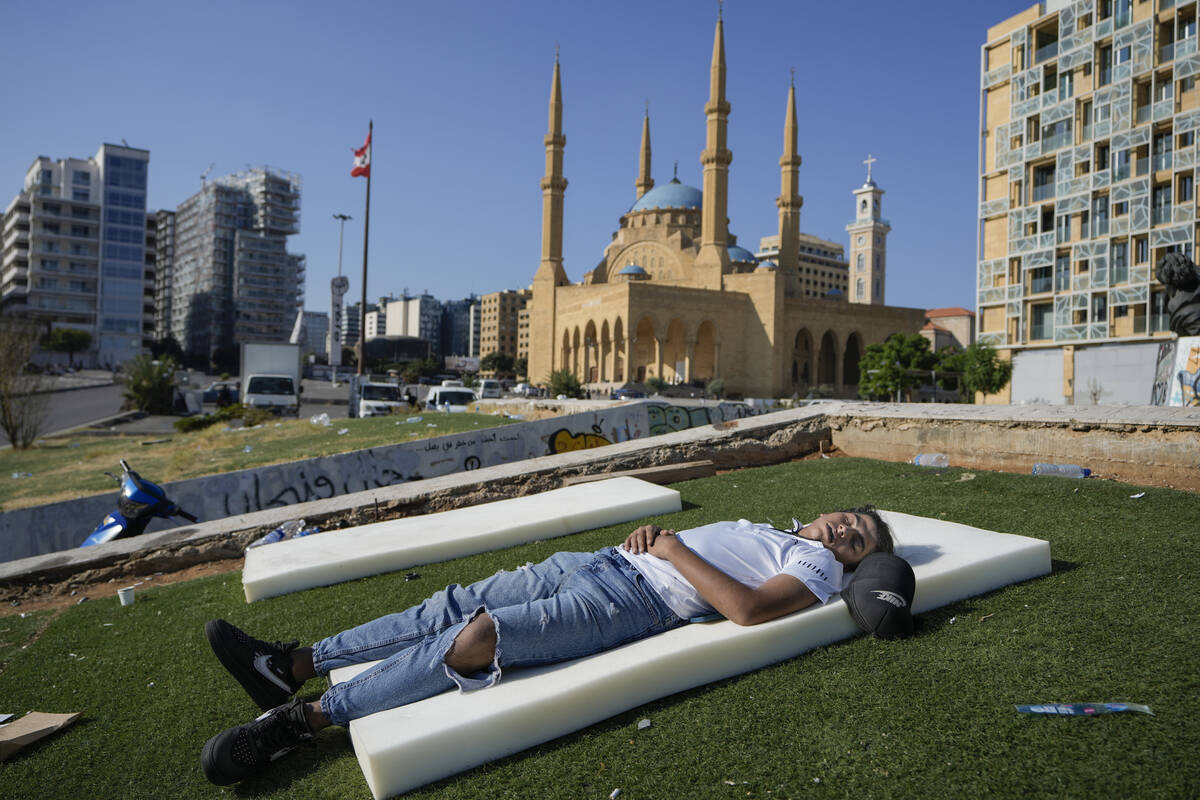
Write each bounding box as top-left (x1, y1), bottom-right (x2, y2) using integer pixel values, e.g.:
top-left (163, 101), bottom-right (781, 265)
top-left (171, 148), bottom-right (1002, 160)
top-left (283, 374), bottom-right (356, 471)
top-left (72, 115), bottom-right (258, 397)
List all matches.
top-left (351, 131), bottom-right (371, 178)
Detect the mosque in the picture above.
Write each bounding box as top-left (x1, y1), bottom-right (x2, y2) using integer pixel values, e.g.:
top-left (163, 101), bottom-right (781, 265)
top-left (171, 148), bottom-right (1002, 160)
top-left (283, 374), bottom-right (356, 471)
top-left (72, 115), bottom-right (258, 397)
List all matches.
top-left (526, 13), bottom-right (926, 397)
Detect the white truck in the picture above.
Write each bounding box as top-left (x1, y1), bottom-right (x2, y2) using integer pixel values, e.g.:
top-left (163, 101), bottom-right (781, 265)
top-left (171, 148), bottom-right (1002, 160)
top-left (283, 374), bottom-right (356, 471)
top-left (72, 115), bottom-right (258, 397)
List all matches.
top-left (349, 375), bottom-right (408, 418)
top-left (240, 342), bottom-right (303, 416)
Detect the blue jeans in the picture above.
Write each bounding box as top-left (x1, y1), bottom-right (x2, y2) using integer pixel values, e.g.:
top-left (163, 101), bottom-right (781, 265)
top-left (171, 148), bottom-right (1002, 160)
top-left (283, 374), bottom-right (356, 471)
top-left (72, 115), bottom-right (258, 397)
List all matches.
top-left (313, 547), bottom-right (685, 725)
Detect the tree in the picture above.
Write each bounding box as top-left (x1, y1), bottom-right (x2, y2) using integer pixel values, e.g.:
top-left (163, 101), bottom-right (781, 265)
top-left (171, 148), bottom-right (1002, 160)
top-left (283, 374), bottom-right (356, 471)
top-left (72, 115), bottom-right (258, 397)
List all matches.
top-left (120, 355), bottom-right (178, 414)
top-left (548, 369), bottom-right (583, 398)
top-left (513, 356), bottom-right (528, 379)
top-left (150, 336), bottom-right (184, 362)
top-left (946, 342), bottom-right (1012, 401)
top-left (0, 318), bottom-right (49, 449)
top-left (857, 333), bottom-right (937, 401)
top-left (43, 328), bottom-right (92, 368)
top-left (705, 377), bottom-right (726, 399)
top-left (645, 376), bottom-right (668, 395)
top-left (480, 351), bottom-right (515, 376)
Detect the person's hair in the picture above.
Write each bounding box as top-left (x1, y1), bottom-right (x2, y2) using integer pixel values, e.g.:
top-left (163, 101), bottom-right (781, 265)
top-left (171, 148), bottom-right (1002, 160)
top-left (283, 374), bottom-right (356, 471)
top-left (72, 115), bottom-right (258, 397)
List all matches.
top-left (839, 504), bottom-right (894, 569)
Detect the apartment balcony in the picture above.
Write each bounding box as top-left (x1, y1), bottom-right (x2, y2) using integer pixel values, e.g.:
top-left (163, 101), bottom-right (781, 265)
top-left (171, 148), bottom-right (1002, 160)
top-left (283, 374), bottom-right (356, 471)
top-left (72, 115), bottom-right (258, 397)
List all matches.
top-left (1152, 153), bottom-right (1173, 171)
top-left (1135, 157), bottom-right (1150, 176)
top-left (1152, 205), bottom-right (1173, 225)
top-left (1034, 40), bottom-right (1058, 64)
top-left (1032, 183), bottom-right (1056, 202)
top-left (1136, 104), bottom-right (1151, 124)
top-left (1161, 42), bottom-right (1175, 62)
top-left (1029, 275), bottom-right (1054, 294)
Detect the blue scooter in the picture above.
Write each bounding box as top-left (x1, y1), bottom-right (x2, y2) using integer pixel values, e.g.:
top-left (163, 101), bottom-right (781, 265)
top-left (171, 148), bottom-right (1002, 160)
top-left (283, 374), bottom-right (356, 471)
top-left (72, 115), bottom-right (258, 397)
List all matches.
top-left (80, 460), bottom-right (198, 547)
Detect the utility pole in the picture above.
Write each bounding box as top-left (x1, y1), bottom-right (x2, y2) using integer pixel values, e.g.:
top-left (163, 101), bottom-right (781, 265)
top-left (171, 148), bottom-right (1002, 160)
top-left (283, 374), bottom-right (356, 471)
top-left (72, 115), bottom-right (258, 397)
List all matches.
top-left (330, 214), bottom-right (352, 386)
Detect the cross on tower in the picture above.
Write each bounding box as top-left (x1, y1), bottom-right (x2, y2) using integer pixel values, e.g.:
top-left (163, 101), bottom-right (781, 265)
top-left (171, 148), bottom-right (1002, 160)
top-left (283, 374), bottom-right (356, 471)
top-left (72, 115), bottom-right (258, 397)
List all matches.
top-left (864, 153), bottom-right (877, 183)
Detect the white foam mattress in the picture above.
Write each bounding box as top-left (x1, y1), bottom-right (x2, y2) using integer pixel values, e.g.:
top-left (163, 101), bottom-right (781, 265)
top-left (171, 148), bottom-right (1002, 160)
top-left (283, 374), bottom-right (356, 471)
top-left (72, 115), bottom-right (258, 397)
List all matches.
top-left (242, 477), bottom-right (681, 602)
top-left (329, 510), bottom-right (1051, 798)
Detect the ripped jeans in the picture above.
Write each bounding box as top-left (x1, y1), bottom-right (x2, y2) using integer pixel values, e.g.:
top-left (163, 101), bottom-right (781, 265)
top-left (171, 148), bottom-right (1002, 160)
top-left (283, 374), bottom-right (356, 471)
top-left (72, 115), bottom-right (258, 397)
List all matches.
top-left (313, 547), bottom-right (684, 725)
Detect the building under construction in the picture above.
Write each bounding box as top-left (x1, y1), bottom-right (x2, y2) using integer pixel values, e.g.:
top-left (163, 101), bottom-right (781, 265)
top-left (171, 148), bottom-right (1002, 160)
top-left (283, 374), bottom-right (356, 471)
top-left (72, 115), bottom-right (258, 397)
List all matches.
top-left (170, 167), bottom-right (304, 362)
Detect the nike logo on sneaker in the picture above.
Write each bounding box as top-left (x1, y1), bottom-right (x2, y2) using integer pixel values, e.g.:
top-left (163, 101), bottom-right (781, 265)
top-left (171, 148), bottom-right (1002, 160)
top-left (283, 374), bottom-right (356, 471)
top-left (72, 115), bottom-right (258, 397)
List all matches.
top-left (254, 654), bottom-right (293, 693)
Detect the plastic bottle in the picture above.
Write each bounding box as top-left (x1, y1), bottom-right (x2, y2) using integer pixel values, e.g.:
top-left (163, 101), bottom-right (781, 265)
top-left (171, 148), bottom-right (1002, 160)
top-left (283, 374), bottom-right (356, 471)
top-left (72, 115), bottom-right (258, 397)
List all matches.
top-left (1032, 463), bottom-right (1091, 478)
top-left (247, 519), bottom-right (306, 548)
top-left (912, 453), bottom-right (949, 468)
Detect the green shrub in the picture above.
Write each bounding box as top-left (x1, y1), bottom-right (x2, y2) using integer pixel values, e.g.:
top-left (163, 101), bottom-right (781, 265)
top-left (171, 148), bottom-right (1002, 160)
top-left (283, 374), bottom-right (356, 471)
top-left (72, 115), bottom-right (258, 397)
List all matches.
top-left (548, 369), bottom-right (583, 398)
top-left (120, 355), bottom-right (178, 413)
top-left (645, 376), bottom-right (668, 394)
top-left (173, 415), bottom-right (218, 433)
top-left (242, 406), bottom-right (276, 427)
top-left (705, 378), bottom-right (726, 399)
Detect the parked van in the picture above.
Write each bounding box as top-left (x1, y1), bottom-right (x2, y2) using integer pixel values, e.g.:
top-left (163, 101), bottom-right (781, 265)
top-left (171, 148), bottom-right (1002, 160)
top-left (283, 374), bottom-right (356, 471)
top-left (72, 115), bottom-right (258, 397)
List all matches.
top-left (478, 379), bottom-right (501, 398)
top-left (424, 386), bottom-right (477, 410)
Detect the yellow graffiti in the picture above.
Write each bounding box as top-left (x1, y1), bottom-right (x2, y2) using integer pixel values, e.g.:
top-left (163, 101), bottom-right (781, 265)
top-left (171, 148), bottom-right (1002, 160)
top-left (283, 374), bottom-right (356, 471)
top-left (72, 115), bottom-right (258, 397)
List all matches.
top-left (549, 428), bottom-right (613, 454)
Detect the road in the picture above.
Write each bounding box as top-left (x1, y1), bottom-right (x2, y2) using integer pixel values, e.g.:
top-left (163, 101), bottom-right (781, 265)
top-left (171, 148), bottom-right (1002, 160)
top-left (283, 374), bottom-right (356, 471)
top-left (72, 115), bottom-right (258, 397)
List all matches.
top-left (1, 383), bottom-right (125, 445)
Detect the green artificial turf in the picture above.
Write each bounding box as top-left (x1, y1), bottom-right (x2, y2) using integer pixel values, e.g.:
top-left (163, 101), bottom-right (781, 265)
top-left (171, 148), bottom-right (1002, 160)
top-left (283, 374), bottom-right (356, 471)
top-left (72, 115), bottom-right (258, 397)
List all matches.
top-left (1, 458), bottom-right (1197, 798)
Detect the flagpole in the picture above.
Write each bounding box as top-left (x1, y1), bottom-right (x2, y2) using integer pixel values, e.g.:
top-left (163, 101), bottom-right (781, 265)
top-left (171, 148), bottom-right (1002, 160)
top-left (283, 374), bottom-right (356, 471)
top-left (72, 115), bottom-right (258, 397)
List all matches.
top-left (357, 119), bottom-right (372, 376)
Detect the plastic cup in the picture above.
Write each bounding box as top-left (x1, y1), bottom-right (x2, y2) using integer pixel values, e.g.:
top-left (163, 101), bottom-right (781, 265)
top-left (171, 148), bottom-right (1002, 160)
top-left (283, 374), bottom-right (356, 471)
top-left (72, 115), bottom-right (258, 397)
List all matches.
top-left (118, 587), bottom-right (135, 606)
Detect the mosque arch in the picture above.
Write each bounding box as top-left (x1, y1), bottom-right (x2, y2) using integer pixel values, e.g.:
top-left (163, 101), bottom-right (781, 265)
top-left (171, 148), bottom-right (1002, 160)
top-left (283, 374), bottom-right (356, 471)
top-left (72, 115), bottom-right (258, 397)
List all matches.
top-left (599, 320), bottom-right (612, 383)
top-left (842, 331), bottom-right (863, 391)
top-left (613, 317), bottom-right (626, 382)
top-left (791, 328), bottom-right (813, 389)
top-left (634, 316), bottom-right (658, 382)
top-left (583, 320), bottom-right (599, 383)
top-left (664, 318), bottom-right (688, 384)
top-left (571, 326), bottom-right (582, 378)
top-left (817, 330), bottom-right (838, 387)
top-left (561, 328), bottom-right (571, 374)
top-left (693, 320), bottom-right (717, 382)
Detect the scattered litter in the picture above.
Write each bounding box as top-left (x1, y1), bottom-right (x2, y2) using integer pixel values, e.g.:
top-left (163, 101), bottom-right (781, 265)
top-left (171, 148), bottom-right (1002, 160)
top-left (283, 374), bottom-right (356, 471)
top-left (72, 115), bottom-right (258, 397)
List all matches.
top-left (274, 423), bottom-right (282, 427)
top-left (243, 445), bottom-right (253, 453)
top-left (813, 778), bottom-right (822, 784)
top-left (426, 423), bottom-right (438, 428)
top-left (337, 428), bottom-right (350, 435)
top-left (957, 472), bottom-right (976, 482)
top-left (147, 682), bottom-right (155, 687)
top-left (406, 416), bottom-right (422, 424)
top-left (10, 472), bottom-right (32, 480)
top-left (8, 601), bottom-right (17, 607)
top-left (102, 623), bottom-right (113, 627)
top-left (979, 613), bottom-right (994, 622)
top-left (75, 597), bottom-right (88, 605)
top-left (1016, 703), bottom-right (1153, 716)
top-left (294, 526), bottom-right (321, 538)
top-left (949, 616), bottom-right (957, 624)
top-left (820, 452), bottom-right (830, 459)
top-left (247, 519), bottom-right (306, 548)
top-left (637, 718), bottom-right (651, 730)
top-left (309, 413), bottom-right (332, 427)
top-left (404, 572), bottom-right (421, 581)
top-left (0, 711), bottom-right (81, 761)
top-left (1031, 463), bottom-right (1091, 478)
top-left (1129, 492), bottom-right (1146, 499)
top-left (610, 790), bottom-right (621, 800)
top-left (913, 453), bottom-right (949, 468)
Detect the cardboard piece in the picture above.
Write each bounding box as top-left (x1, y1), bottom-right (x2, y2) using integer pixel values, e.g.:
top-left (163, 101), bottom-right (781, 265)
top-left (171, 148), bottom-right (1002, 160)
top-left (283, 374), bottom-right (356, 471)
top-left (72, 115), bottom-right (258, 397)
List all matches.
top-left (0, 711), bottom-right (81, 761)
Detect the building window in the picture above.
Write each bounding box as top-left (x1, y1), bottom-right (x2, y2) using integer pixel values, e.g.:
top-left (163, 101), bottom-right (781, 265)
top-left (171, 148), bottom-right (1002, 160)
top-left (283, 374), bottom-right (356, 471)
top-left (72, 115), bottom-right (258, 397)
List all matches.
top-left (1180, 174), bottom-right (1194, 203)
top-left (1030, 303), bottom-right (1052, 340)
top-left (1135, 236), bottom-right (1148, 263)
top-left (856, 253), bottom-right (864, 271)
top-left (856, 278), bottom-right (864, 299)
top-left (1112, 241), bottom-right (1129, 283)
top-left (1055, 253), bottom-right (1071, 291)
top-left (873, 278), bottom-right (880, 297)
top-left (72, 171), bottom-right (90, 186)
top-left (874, 254), bottom-right (881, 271)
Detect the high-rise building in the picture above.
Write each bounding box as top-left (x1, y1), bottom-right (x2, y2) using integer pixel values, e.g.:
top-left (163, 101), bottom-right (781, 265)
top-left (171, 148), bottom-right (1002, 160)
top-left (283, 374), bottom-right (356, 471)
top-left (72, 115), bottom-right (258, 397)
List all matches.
top-left (171, 168), bottom-right (304, 361)
top-left (440, 295), bottom-right (478, 357)
top-left (468, 300), bottom-right (481, 357)
top-left (756, 232), bottom-right (849, 299)
top-left (1, 143), bottom-right (153, 366)
top-left (381, 293), bottom-right (443, 355)
top-left (979, 0), bottom-right (1180, 404)
top-left (152, 210), bottom-right (176, 343)
top-left (480, 289), bottom-right (529, 360)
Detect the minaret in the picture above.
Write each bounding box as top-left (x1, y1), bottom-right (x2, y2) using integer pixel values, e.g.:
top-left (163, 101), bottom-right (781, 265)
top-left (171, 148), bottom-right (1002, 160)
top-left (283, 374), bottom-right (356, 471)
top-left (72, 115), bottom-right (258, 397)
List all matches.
top-left (845, 154), bottom-right (891, 305)
top-left (776, 74), bottom-right (803, 295)
top-left (530, 52), bottom-right (568, 384)
top-left (694, 11), bottom-right (732, 288)
top-left (635, 105), bottom-right (653, 200)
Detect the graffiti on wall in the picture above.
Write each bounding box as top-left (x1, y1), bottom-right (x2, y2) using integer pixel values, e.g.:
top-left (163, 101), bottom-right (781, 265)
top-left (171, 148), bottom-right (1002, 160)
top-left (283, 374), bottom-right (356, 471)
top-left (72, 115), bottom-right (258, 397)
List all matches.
top-left (1154, 336), bottom-right (1200, 406)
top-left (1, 400), bottom-right (763, 562)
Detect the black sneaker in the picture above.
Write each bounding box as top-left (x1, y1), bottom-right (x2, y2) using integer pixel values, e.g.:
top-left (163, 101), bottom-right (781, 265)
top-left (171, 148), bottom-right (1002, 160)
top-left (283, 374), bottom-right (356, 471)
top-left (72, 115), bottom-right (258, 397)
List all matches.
top-left (201, 698), bottom-right (313, 785)
top-left (205, 619), bottom-right (302, 711)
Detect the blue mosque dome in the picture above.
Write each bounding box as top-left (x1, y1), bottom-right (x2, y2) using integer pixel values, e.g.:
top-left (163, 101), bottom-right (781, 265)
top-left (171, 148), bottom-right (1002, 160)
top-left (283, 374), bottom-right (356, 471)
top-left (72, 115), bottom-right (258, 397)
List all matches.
top-left (728, 244), bottom-right (758, 264)
top-left (630, 178), bottom-right (703, 212)
top-left (756, 260), bottom-right (778, 270)
top-left (618, 264), bottom-right (649, 276)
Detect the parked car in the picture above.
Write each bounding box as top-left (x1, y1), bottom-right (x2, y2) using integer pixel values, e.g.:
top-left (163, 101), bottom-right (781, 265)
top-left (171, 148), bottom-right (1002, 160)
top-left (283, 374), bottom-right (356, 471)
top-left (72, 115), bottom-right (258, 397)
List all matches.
top-left (612, 386), bottom-right (647, 399)
top-left (478, 379), bottom-right (501, 398)
top-left (424, 386), bottom-right (477, 410)
top-left (201, 381), bottom-right (240, 404)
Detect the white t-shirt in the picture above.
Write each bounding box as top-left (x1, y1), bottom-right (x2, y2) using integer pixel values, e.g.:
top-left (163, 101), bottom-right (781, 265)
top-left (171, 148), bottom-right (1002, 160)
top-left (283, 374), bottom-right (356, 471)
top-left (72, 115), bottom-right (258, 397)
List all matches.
top-left (617, 519), bottom-right (843, 619)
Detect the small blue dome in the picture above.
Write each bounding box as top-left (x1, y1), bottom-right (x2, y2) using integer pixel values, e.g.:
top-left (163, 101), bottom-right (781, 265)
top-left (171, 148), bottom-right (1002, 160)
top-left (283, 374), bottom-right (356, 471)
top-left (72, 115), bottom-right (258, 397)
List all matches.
top-left (728, 245), bottom-right (758, 264)
top-left (630, 179), bottom-right (702, 212)
top-left (618, 264), bottom-right (648, 275)
top-left (756, 260), bottom-right (778, 270)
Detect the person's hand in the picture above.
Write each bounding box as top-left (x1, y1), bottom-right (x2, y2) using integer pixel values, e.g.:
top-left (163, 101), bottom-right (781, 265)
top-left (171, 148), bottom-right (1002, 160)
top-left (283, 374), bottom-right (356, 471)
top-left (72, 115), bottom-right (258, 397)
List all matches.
top-left (644, 529), bottom-right (681, 560)
top-left (622, 524), bottom-right (673, 554)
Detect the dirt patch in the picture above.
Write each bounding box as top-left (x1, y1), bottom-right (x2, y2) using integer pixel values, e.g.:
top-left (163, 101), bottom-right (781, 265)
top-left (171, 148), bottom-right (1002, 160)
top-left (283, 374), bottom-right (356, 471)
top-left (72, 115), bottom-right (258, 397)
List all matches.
top-left (0, 558), bottom-right (243, 617)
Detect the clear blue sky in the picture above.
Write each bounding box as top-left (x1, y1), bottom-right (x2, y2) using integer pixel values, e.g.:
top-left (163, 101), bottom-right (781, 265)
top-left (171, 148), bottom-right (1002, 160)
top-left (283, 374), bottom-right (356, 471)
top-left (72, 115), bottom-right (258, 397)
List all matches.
top-left (1, 0), bottom-right (1032, 313)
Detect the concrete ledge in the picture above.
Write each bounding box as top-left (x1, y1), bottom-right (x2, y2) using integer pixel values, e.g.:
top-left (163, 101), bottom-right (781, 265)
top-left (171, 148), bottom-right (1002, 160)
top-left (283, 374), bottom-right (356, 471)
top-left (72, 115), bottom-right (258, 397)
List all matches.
top-left (3, 401), bottom-right (1197, 593)
top-left (0, 407), bottom-right (830, 590)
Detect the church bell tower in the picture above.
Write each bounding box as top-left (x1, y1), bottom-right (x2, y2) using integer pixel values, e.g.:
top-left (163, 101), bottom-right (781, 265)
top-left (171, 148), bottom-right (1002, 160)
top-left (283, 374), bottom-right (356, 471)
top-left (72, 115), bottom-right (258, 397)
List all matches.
top-left (845, 154), bottom-right (890, 305)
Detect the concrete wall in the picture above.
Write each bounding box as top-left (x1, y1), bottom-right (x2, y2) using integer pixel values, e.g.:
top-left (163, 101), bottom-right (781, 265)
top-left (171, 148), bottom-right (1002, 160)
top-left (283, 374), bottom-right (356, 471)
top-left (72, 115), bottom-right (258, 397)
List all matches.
top-left (1074, 342), bottom-right (1160, 406)
top-left (1011, 348), bottom-right (1065, 404)
top-left (0, 400), bottom-right (760, 563)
